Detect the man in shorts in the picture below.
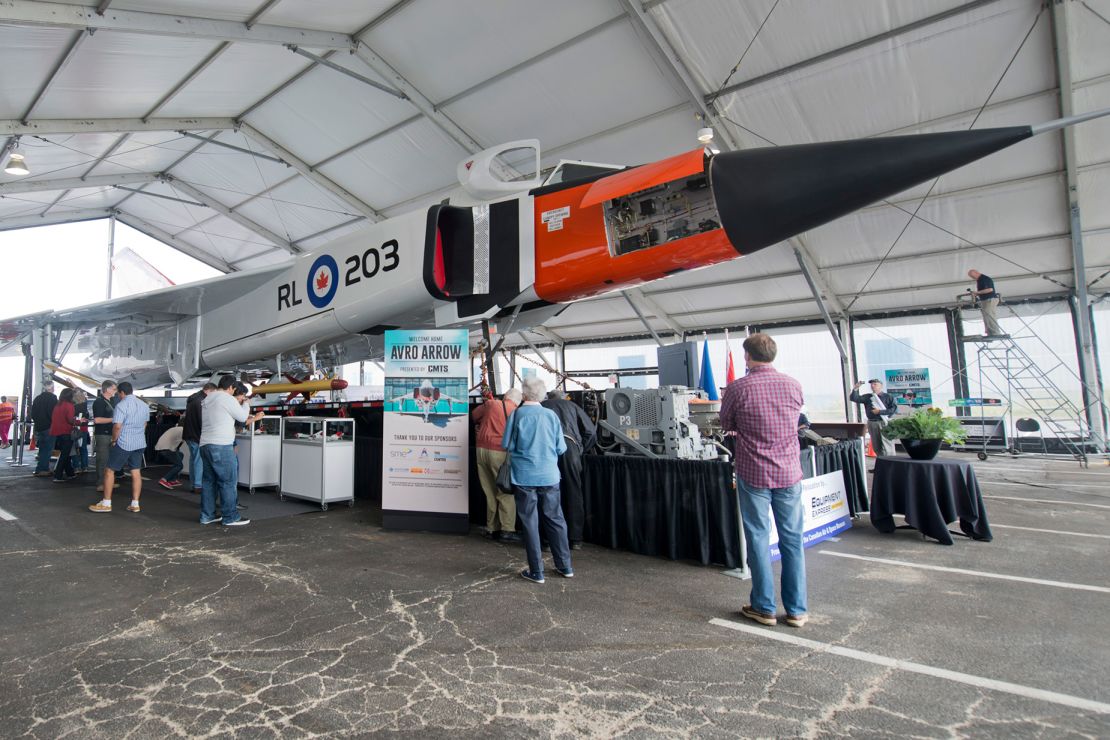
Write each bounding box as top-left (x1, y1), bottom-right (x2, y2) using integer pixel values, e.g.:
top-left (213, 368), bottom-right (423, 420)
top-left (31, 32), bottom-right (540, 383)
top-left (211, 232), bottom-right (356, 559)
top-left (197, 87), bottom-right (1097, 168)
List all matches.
top-left (88, 382), bottom-right (149, 513)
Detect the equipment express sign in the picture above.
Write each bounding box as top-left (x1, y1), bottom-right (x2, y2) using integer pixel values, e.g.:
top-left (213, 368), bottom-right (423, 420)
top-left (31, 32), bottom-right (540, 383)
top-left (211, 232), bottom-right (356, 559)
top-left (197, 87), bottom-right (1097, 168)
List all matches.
top-left (768, 470), bottom-right (852, 561)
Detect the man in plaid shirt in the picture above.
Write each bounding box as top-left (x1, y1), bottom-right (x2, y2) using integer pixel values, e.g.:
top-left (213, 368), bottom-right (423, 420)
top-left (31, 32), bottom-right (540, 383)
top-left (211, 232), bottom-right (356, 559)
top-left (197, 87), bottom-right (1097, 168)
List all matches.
top-left (720, 333), bottom-right (808, 628)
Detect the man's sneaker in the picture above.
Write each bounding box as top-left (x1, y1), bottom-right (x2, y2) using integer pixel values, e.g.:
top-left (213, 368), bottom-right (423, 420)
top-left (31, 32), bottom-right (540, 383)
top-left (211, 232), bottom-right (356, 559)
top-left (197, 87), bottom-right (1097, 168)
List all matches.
top-left (167, 480), bottom-right (183, 487)
top-left (784, 614), bottom-right (809, 628)
top-left (192, 487), bottom-right (202, 494)
top-left (200, 517), bottom-right (222, 525)
top-left (739, 605), bottom-right (777, 626)
top-left (519, 569), bottom-right (544, 584)
top-left (556, 568), bottom-right (575, 578)
top-left (158, 479), bottom-right (174, 490)
top-left (31, 471), bottom-right (50, 477)
top-left (499, 532), bottom-right (521, 543)
top-left (224, 519), bottom-right (251, 527)
top-left (127, 503), bottom-right (141, 513)
top-left (52, 478), bottom-right (66, 484)
top-left (88, 502), bottom-right (111, 513)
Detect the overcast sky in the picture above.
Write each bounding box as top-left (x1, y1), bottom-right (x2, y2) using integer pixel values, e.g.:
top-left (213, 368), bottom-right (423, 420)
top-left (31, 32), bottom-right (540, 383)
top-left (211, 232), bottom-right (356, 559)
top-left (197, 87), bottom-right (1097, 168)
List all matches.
top-left (0, 219), bottom-right (219, 401)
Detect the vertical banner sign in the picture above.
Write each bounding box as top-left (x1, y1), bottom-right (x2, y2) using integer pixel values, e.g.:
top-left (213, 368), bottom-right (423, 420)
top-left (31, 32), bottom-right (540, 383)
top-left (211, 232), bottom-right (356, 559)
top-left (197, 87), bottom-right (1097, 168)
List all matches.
top-left (382, 329), bottom-right (470, 532)
top-left (884, 367), bottom-right (932, 407)
top-left (768, 470), bottom-right (852, 561)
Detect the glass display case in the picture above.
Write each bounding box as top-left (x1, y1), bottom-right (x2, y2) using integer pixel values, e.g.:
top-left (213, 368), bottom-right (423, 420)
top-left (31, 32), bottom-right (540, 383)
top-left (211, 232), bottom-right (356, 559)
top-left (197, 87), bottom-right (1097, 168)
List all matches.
top-left (235, 415), bottom-right (282, 492)
top-left (279, 417), bottom-right (355, 510)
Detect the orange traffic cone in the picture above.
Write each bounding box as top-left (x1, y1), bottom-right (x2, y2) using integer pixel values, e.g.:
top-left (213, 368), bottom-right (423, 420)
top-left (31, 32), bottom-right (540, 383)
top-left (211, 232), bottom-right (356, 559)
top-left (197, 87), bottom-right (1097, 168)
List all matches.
top-left (29, 434), bottom-right (36, 451)
top-left (865, 434), bottom-right (876, 458)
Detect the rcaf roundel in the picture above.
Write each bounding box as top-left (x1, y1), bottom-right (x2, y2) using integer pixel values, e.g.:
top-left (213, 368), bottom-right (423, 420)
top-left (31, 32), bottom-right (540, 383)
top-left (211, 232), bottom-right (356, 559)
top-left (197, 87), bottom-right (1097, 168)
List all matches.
top-left (306, 254), bottom-right (339, 309)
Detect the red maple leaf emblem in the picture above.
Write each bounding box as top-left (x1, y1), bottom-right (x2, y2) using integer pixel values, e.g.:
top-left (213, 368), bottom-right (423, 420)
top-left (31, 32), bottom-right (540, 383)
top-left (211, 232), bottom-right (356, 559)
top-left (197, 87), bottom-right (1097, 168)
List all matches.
top-left (316, 270), bottom-right (329, 291)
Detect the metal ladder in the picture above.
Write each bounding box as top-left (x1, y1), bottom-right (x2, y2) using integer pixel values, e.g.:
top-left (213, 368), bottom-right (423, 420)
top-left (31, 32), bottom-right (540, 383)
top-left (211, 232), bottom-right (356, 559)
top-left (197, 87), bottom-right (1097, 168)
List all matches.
top-left (968, 335), bottom-right (1107, 465)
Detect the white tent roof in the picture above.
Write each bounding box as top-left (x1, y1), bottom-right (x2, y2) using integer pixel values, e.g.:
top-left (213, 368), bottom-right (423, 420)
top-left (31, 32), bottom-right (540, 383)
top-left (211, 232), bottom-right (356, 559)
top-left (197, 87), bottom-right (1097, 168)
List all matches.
top-left (1, 0), bottom-right (1108, 343)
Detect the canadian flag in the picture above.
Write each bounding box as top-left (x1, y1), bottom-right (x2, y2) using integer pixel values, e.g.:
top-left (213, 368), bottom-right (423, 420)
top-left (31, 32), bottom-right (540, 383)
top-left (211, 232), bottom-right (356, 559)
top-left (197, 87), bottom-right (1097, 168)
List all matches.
top-left (725, 329), bottom-right (737, 385)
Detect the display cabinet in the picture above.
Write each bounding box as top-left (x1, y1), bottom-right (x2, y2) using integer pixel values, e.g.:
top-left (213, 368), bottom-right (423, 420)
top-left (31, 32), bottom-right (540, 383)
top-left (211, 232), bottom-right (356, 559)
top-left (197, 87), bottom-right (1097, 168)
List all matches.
top-left (279, 416), bottom-right (355, 510)
top-left (235, 415), bottom-right (281, 492)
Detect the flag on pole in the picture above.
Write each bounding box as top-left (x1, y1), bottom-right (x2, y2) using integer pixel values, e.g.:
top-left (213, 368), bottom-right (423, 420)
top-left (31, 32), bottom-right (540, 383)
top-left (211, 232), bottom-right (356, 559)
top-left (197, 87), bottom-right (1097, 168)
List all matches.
top-left (699, 340), bottom-right (719, 400)
top-left (724, 329), bottom-right (737, 385)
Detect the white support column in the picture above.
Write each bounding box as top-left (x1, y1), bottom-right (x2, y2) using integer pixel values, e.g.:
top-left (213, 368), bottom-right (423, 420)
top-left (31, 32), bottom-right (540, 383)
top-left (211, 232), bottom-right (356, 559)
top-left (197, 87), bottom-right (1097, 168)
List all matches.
top-left (106, 213), bottom-right (115, 300)
top-left (1051, 0), bottom-right (1105, 444)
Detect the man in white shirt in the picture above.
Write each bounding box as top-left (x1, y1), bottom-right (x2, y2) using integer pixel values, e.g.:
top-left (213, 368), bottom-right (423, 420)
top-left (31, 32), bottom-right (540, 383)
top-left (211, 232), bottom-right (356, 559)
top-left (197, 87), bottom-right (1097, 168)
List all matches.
top-left (199, 376), bottom-right (264, 526)
top-left (154, 423), bottom-right (186, 489)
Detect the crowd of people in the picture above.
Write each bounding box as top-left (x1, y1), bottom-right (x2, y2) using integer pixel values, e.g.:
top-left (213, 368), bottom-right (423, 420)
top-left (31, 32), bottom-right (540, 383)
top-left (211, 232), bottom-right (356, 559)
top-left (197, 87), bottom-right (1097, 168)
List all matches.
top-left (26, 375), bottom-right (260, 526)
top-left (22, 325), bottom-right (927, 624)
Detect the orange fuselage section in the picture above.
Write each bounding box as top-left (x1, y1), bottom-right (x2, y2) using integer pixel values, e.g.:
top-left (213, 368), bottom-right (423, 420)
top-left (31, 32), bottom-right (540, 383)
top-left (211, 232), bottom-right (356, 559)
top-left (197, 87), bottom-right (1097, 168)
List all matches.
top-left (531, 149), bottom-right (739, 303)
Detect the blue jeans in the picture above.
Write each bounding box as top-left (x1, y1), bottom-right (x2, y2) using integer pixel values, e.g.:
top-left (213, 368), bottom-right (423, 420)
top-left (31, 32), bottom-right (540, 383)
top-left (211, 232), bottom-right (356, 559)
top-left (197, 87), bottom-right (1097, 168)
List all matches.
top-left (158, 449), bottom-right (184, 481)
top-left (200, 444), bottom-right (241, 524)
top-left (514, 484), bottom-right (572, 577)
top-left (34, 432), bottom-right (55, 473)
top-left (187, 441), bottom-right (203, 489)
top-left (73, 433), bottom-right (89, 470)
top-left (737, 477), bottom-right (807, 617)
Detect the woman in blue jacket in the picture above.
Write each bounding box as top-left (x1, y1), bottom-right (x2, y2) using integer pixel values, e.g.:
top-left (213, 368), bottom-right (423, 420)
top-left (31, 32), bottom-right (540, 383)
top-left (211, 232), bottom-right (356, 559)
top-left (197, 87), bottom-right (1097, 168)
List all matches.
top-left (503, 377), bottom-right (574, 583)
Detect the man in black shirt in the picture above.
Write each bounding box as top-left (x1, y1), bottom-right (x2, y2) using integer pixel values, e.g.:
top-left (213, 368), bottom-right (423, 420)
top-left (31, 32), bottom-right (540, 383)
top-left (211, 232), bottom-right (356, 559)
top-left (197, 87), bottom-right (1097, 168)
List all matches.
top-left (92, 379), bottom-right (119, 492)
top-left (967, 269), bottom-right (1004, 336)
top-left (31, 381), bottom-right (57, 476)
top-left (850, 379), bottom-right (897, 456)
top-left (542, 390), bottom-right (597, 549)
top-left (182, 383), bottom-right (216, 493)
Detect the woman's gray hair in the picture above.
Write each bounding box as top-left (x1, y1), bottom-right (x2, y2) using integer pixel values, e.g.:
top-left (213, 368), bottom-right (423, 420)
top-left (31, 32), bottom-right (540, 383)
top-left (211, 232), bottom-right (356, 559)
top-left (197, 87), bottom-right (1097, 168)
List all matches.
top-left (504, 387), bottom-right (522, 404)
top-left (521, 376), bottom-right (546, 402)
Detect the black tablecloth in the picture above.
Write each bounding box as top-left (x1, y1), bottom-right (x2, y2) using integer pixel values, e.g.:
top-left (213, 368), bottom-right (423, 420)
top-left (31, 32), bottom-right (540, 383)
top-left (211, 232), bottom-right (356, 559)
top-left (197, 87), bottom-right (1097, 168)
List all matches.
top-left (812, 440), bottom-right (868, 516)
top-left (582, 455), bottom-right (741, 568)
top-left (870, 456), bottom-right (993, 545)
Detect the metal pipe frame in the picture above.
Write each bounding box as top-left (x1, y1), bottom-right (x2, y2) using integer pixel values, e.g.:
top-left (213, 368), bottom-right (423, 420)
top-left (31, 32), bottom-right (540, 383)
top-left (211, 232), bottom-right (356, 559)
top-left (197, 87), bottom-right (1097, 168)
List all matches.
top-left (0, 1), bottom-right (356, 49)
top-left (1051, 0), bottom-right (1105, 445)
top-left (0, 172), bottom-right (159, 195)
top-left (621, 291), bottom-right (666, 347)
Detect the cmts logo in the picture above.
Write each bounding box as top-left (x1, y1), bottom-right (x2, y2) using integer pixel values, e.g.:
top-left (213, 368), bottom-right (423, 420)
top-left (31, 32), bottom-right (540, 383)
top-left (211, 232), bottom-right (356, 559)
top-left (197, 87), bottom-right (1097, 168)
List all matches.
top-left (307, 255), bottom-right (339, 309)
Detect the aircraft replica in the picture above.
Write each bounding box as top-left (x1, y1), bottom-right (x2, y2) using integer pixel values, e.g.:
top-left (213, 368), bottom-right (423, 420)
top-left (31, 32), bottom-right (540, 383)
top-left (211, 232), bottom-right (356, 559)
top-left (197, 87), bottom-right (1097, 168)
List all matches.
top-left (385, 379), bottom-right (468, 423)
top-left (2, 107), bottom-right (1108, 390)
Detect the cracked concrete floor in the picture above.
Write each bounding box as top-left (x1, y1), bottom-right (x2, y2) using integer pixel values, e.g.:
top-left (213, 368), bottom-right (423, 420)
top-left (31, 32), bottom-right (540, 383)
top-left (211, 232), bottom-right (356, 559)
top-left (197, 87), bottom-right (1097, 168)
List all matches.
top-left (1, 454), bottom-right (1108, 738)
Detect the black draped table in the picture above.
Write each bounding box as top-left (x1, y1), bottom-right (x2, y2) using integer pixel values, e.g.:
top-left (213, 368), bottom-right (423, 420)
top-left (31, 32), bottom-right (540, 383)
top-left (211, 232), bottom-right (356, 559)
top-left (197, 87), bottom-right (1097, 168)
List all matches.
top-left (870, 456), bottom-right (993, 545)
top-left (581, 455), bottom-right (741, 569)
top-left (811, 440), bottom-right (868, 516)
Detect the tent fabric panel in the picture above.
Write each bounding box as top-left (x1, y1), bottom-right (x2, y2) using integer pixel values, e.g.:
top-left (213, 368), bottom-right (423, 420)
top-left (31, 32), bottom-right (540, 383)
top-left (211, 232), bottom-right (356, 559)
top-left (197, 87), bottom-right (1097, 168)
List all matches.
top-left (443, 21), bottom-right (686, 151)
top-left (246, 59), bottom-right (419, 166)
top-left (234, 179), bottom-right (364, 245)
top-left (650, 0), bottom-right (977, 98)
top-left (29, 32), bottom-right (225, 119)
top-left (156, 44), bottom-right (312, 118)
top-left (362, 0), bottom-right (623, 105)
top-left (712, 2), bottom-right (1051, 148)
top-left (316, 117), bottom-right (469, 211)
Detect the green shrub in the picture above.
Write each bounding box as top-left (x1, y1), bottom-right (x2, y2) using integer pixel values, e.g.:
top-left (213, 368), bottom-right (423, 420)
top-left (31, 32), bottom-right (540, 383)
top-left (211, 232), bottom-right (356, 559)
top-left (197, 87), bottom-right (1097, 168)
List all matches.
top-left (883, 407), bottom-right (968, 444)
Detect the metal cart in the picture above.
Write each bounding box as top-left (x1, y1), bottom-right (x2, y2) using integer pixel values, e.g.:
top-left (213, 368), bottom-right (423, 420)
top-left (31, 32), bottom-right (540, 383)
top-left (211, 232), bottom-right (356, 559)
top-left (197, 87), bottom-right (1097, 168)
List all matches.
top-left (236, 415), bottom-right (282, 492)
top-left (279, 416), bottom-right (355, 510)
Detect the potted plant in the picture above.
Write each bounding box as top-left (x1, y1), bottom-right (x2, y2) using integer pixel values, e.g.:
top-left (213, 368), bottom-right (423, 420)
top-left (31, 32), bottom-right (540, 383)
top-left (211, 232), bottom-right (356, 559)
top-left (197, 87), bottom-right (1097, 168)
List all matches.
top-left (882, 407), bottom-right (968, 460)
